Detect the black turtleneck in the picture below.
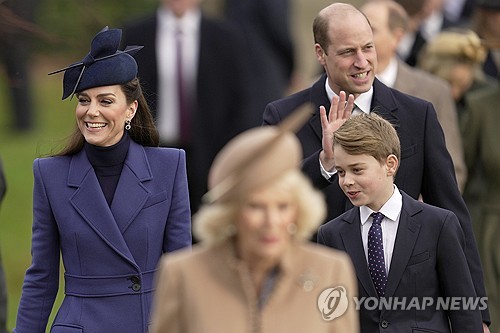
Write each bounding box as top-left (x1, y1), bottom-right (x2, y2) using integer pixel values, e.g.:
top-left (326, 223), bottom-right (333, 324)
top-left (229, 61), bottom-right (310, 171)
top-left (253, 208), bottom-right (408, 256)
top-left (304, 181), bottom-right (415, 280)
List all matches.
top-left (84, 133), bottom-right (130, 206)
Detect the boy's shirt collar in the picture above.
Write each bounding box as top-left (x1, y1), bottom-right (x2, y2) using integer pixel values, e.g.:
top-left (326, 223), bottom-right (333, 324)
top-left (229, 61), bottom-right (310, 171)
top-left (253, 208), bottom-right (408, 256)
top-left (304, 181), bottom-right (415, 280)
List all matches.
top-left (360, 185), bottom-right (402, 225)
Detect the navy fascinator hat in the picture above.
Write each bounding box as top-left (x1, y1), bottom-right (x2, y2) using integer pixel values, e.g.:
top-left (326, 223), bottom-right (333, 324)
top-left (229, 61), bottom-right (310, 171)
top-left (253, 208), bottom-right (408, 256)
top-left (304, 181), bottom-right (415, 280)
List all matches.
top-left (49, 26), bottom-right (143, 100)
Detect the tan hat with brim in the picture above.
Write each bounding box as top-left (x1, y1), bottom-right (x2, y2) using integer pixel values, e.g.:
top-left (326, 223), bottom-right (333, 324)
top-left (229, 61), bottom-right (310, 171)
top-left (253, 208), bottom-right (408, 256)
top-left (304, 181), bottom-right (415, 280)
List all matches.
top-left (204, 103), bottom-right (313, 204)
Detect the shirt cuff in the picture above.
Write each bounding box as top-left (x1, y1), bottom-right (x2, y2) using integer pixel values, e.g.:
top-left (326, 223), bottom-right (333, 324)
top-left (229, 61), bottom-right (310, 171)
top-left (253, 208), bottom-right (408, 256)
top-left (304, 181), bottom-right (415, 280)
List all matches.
top-left (320, 157), bottom-right (336, 180)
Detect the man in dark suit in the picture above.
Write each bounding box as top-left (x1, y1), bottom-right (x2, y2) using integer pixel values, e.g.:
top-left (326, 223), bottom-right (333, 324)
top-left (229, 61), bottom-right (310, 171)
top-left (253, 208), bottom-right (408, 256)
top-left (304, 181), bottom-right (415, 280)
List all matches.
top-left (225, 0), bottom-right (295, 119)
top-left (122, 0), bottom-right (256, 215)
top-left (317, 113), bottom-right (483, 332)
top-left (361, 0), bottom-right (467, 192)
top-left (263, 2), bottom-right (490, 330)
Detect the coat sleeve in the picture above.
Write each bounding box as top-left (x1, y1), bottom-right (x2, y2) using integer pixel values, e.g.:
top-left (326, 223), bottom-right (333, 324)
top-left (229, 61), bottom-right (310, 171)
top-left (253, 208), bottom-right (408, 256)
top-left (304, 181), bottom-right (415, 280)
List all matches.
top-left (432, 84), bottom-right (467, 192)
top-left (14, 159), bottom-right (61, 333)
top-left (163, 149), bottom-right (192, 253)
top-left (149, 256), bottom-right (182, 333)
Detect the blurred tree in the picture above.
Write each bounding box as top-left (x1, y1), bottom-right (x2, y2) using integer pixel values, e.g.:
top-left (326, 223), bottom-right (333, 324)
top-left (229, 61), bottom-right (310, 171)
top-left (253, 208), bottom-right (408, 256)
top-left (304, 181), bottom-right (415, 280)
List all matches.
top-left (35, 0), bottom-right (157, 55)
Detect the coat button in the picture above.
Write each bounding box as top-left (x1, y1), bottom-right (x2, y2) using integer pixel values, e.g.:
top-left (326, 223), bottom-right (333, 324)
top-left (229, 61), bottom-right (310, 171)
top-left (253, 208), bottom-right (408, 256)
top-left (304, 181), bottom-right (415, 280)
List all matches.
top-left (129, 276), bottom-right (141, 291)
top-left (380, 320), bottom-right (389, 329)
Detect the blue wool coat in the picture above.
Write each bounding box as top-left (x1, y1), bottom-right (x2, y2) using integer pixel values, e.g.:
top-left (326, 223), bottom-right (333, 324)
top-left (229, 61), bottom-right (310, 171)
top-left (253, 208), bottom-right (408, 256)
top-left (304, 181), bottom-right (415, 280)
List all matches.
top-left (14, 140), bottom-right (192, 333)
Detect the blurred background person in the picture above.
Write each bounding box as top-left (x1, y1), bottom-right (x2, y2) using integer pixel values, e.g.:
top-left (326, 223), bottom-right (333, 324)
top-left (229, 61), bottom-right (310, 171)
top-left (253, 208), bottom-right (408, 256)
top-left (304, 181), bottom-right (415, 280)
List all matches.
top-left (443, 0), bottom-right (477, 25)
top-left (150, 107), bottom-right (359, 333)
top-left (470, 0), bottom-right (500, 80)
top-left (417, 29), bottom-right (492, 228)
top-left (122, 0), bottom-right (256, 217)
top-left (395, 0), bottom-right (457, 67)
top-left (204, 0), bottom-right (368, 93)
top-left (14, 27), bottom-right (192, 333)
top-left (225, 0), bottom-right (296, 115)
top-left (417, 28), bottom-right (491, 128)
top-left (0, 157), bottom-right (7, 333)
top-left (362, 0), bottom-right (467, 191)
top-left (0, 0), bottom-right (41, 132)
top-left (462, 75), bottom-right (500, 333)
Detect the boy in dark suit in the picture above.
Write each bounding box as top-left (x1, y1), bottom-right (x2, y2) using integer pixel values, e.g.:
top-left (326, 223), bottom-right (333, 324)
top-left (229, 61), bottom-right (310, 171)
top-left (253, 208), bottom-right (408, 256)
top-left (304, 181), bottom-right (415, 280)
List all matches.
top-left (317, 113), bottom-right (484, 332)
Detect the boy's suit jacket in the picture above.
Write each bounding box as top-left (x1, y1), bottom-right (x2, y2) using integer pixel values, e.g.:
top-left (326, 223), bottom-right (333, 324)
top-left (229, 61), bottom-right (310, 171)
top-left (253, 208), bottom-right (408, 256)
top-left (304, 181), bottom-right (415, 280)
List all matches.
top-left (317, 191), bottom-right (483, 333)
top-left (262, 74), bottom-right (489, 323)
top-left (15, 140), bottom-right (191, 333)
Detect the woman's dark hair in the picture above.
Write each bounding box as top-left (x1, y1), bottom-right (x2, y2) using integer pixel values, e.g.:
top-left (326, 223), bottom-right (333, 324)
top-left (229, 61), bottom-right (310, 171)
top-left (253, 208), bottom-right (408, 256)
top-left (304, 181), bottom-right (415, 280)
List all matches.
top-left (53, 77), bottom-right (159, 156)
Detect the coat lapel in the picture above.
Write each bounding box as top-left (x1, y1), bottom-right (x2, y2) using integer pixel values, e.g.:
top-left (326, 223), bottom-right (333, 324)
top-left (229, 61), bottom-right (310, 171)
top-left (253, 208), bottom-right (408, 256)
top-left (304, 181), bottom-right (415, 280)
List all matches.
top-left (308, 74), bottom-right (331, 141)
top-left (371, 79), bottom-right (401, 130)
top-left (68, 141), bottom-right (151, 268)
top-left (340, 209), bottom-right (379, 297)
top-left (110, 140), bottom-right (152, 233)
top-left (384, 193), bottom-right (422, 298)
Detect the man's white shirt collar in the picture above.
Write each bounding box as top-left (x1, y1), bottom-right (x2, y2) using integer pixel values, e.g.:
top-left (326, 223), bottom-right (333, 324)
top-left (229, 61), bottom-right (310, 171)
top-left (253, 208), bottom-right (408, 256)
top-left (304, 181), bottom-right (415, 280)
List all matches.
top-left (324, 77), bottom-right (373, 114)
top-left (158, 7), bottom-right (201, 33)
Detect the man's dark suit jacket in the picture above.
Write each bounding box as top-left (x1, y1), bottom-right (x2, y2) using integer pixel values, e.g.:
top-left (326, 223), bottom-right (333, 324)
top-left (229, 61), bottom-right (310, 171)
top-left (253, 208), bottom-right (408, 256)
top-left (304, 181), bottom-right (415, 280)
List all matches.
top-left (402, 16), bottom-right (456, 67)
top-left (317, 191), bottom-right (483, 333)
top-left (263, 74), bottom-right (489, 323)
top-left (122, 12), bottom-right (256, 213)
top-left (225, 0), bottom-right (295, 117)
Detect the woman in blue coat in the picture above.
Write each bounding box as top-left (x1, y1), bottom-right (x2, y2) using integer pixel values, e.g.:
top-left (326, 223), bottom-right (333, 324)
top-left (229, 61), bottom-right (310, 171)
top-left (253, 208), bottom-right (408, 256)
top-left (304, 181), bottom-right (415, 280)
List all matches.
top-left (14, 26), bottom-right (192, 333)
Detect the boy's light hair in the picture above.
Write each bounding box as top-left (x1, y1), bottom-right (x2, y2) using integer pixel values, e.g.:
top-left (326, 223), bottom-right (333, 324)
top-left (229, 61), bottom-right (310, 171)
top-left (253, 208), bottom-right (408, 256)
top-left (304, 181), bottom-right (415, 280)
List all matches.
top-left (333, 113), bottom-right (401, 166)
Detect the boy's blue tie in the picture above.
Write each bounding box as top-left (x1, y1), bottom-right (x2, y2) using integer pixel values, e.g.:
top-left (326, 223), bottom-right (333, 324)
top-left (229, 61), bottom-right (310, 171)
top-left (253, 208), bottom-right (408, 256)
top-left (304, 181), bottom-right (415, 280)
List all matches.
top-left (368, 212), bottom-right (387, 297)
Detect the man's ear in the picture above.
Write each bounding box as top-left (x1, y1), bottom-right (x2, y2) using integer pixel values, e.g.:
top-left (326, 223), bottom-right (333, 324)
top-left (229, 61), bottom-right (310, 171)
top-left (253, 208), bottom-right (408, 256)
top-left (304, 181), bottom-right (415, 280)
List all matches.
top-left (315, 43), bottom-right (327, 65)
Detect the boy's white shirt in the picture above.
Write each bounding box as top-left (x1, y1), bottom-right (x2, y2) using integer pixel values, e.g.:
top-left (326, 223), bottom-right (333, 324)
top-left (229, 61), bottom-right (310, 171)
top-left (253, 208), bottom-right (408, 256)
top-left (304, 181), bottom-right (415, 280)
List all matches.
top-left (360, 185), bottom-right (402, 275)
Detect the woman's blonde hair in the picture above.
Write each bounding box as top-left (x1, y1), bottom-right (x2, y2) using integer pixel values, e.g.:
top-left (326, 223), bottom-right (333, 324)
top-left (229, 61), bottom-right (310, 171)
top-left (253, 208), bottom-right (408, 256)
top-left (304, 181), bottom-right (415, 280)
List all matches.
top-left (193, 169), bottom-right (326, 245)
top-left (418, 29), bottom-right (487, 80)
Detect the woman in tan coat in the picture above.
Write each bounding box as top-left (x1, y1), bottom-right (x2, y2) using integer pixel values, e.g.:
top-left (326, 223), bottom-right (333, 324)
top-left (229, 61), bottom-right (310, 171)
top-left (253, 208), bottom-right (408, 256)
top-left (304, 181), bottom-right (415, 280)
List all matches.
top-left (150, 106), bottom-right (359, 333)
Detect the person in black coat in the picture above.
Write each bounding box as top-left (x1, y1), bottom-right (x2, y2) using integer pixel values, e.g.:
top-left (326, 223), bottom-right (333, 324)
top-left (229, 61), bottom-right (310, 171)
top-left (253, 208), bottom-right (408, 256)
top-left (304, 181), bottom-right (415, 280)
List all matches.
top-left (225, 0), bottom-right (295, 116)
top-left (263, 3), bottom-right (490, 330)
top-left (122, 0), bottom-right (257, 216)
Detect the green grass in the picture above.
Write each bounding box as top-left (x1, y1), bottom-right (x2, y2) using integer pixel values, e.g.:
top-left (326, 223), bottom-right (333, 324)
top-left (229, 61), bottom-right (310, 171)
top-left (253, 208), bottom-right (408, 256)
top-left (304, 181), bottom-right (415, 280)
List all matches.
top-left (0, 56), bottom-right (75, 332)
